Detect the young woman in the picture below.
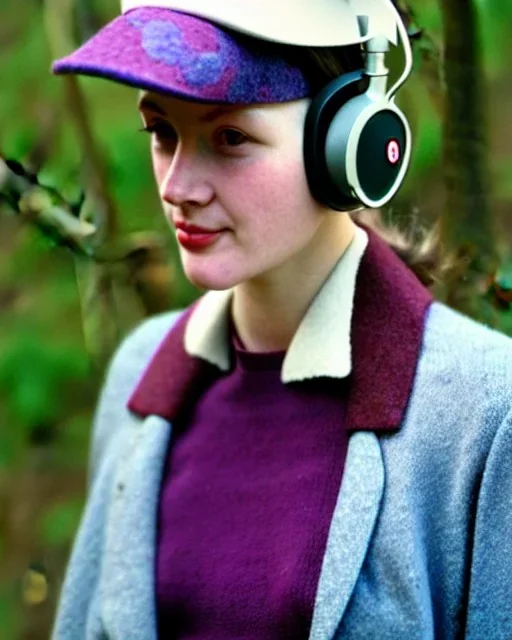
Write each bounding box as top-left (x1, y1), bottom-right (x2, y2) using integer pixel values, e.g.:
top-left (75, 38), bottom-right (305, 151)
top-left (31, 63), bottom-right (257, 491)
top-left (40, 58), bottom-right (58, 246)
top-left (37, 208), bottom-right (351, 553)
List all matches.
top-left (51, 1), bottom-right (512, 638)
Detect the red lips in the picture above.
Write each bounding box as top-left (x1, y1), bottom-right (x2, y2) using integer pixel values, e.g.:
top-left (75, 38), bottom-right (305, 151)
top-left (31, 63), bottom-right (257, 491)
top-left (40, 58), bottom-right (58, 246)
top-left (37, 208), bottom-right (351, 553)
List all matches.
top-left (174, 221), bottom-right (224, 250)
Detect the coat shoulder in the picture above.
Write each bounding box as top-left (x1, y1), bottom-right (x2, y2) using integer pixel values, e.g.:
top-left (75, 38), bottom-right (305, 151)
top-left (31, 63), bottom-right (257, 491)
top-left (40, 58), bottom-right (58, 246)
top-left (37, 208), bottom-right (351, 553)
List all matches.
top-left (89, 310), bottom-right (183, 481)
top-left (426, 301), bottom-right (512, 350)
top-left (109, 310), bottom-right (183, 387)
top-left (411, 301), bottom-right (512, 444)
top-left (423, 301), bottom-right (512, 385)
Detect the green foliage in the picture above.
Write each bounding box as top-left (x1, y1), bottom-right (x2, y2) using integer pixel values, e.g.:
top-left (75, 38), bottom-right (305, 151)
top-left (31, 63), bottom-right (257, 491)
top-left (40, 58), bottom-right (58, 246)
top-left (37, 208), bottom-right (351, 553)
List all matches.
top-left (476, 0), bottom-right (512, 76)
top-left (0, 588), bottom-right (21, 640)
top-left (410, 0), bottom-right (443, 35)
top-left (39, 499), bottom-right (84, 547)
top-left (405, 82), bottom-right (442, 178)
top-left (0, 333), bottom-right (89, 431)
top-left (0, 5), bottom-right (174, 633)
top-left (493, 159), bottom-right (512, 201)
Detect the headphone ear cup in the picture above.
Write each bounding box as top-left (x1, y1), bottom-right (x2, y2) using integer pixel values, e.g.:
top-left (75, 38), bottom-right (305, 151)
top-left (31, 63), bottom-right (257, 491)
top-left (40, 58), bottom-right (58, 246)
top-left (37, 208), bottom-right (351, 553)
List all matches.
top-left (303, 70), bottom-right (368, 211)
top-left (325, 99), bottom-right (411, 208)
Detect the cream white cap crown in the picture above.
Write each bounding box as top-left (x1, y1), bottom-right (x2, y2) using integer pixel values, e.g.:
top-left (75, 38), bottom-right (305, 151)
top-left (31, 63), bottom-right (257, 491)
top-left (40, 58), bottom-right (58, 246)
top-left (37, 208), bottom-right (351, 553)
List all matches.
top-left (121, 0), bottom-right (398, 46)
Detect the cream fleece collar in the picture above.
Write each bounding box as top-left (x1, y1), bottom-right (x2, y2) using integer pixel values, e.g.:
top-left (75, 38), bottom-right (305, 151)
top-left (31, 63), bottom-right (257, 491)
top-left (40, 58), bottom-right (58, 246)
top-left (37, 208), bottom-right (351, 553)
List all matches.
top-left (184, 226), bottom-right (368, 383)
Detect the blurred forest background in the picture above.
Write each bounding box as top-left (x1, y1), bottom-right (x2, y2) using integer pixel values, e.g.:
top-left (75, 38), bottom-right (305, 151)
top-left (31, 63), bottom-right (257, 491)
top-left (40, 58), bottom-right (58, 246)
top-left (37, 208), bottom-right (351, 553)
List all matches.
top-left (1, 0), bottom-right (512, 637)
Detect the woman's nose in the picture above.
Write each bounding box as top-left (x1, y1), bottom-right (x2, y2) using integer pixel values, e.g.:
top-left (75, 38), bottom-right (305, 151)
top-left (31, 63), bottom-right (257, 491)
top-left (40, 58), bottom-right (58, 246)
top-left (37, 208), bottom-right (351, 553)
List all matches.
top-left (158, 146), bottom-right (214, 208)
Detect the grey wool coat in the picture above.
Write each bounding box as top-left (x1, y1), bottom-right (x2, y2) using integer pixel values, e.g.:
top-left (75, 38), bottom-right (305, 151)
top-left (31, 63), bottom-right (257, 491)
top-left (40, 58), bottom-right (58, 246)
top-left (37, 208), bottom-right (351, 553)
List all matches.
top-left (52, 230), bottom-right (512, 639)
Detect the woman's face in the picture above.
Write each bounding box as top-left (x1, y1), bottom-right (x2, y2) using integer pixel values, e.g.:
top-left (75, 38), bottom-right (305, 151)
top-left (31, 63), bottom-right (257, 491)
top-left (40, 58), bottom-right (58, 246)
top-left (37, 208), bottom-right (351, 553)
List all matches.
top-left (138, 91), bottom-right (342, 291)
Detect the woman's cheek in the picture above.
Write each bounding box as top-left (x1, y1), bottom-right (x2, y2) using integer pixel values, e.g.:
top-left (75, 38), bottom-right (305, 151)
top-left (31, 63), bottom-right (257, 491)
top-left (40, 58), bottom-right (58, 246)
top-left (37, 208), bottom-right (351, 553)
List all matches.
top-left (236, 159), bottom-right (298, 209)
top-left (152, 154), bottom-right (169, 192)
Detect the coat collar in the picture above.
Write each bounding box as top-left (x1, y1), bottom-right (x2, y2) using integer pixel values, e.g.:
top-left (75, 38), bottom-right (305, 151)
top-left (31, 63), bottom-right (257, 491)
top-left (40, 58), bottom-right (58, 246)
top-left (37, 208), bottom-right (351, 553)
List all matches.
top-left (128, 225), bottom-right (433, 432)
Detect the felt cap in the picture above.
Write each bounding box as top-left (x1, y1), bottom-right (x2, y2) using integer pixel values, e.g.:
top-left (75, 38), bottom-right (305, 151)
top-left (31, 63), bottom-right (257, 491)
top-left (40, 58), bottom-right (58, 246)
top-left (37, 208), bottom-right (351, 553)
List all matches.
top-left (52, 7), bottom-right (311, 104)
top-left (52, 1), bottom-right (398, 104)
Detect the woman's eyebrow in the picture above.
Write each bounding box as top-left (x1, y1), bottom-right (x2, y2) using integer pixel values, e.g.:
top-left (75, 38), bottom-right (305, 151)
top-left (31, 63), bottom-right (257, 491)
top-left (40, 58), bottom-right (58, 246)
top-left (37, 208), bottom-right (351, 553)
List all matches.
top-left (137, 97), bottom-right (254, 123)
top-left (137, 97), bottom-right (167, 115)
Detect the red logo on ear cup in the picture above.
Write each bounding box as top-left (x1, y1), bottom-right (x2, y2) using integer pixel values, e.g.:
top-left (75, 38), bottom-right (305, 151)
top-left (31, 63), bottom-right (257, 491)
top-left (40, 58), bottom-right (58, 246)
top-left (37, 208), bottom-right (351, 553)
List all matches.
top-left (386, 139), bottom-right (401, 165)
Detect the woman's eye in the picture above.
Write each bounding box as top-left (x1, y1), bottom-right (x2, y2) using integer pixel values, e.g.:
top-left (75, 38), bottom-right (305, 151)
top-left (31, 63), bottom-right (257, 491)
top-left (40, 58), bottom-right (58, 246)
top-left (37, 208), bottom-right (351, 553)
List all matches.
top-left (216, 129), bottom-right (249, 147)
top-left (139, 122), bottom-right (176, 143)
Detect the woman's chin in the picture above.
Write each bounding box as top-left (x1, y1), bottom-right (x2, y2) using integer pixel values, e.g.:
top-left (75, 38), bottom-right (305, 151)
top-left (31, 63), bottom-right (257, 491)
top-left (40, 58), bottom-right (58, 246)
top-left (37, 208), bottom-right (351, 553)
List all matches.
top-left (182, 261), bottom-right (241, 292)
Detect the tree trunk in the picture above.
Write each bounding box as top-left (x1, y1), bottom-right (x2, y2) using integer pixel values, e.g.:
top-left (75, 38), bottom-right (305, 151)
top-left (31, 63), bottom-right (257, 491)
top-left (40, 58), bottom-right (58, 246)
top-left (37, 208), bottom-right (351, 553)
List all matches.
top-left (439, 0), bottom-right (496, 315)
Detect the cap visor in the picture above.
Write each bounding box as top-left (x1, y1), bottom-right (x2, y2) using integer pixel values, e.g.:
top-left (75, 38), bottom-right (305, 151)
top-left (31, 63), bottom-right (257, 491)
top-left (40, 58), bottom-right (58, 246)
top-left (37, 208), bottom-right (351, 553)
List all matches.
top-left (52, 7), bottom-right (310, 104)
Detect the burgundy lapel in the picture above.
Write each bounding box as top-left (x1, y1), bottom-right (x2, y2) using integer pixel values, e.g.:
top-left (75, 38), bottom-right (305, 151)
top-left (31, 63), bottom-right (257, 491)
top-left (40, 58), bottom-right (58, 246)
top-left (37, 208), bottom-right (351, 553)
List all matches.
top-left (127, 303), bottom-right (212, 421)
top-left (347, 228), bottom-right (433, 431)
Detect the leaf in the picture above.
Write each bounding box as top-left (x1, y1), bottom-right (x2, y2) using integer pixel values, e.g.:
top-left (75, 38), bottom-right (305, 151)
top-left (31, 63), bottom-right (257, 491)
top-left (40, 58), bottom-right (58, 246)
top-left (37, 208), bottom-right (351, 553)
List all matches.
top-left (38, 498), bottom-right (84, 547)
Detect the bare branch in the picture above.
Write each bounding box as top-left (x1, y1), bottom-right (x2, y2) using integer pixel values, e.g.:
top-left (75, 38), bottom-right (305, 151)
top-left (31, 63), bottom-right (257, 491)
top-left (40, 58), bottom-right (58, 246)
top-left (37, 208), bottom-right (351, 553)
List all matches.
top-left (0, 155), bottom-right (96, 254)
top-left (43, 0), bottom-right (118, 243)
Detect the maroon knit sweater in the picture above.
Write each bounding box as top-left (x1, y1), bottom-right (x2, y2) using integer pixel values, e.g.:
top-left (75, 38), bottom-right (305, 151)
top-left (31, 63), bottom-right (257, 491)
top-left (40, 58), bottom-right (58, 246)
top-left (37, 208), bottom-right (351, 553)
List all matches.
top-left (155, 337), bottom-right (350, 639)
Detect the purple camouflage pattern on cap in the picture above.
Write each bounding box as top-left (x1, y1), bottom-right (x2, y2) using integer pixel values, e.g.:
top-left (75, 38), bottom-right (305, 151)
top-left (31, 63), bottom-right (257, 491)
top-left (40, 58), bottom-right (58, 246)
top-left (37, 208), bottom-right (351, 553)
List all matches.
top-left (52, 7), bottom-right (311, 104)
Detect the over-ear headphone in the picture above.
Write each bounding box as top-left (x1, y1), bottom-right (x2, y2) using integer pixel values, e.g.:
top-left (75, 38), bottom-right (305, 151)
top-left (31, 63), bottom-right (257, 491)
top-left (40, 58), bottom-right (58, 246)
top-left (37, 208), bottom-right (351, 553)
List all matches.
top-left (303, 7), bottom-right (413, 210)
